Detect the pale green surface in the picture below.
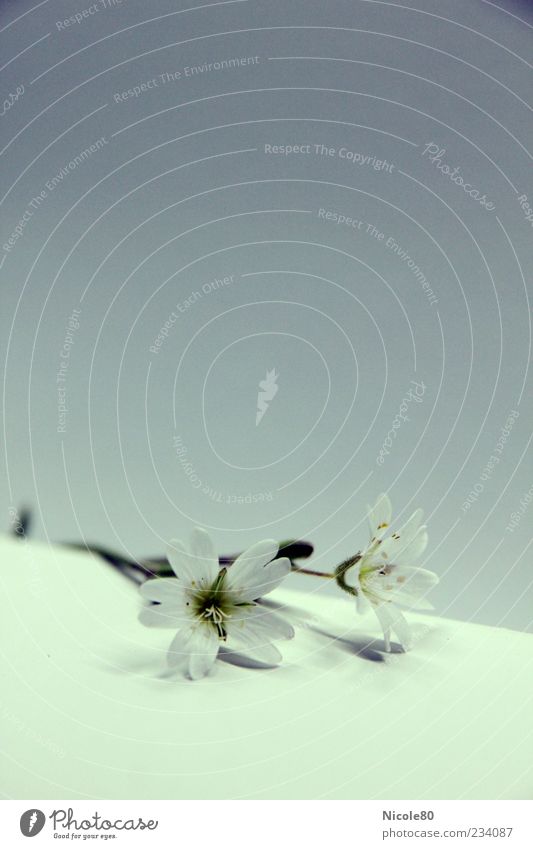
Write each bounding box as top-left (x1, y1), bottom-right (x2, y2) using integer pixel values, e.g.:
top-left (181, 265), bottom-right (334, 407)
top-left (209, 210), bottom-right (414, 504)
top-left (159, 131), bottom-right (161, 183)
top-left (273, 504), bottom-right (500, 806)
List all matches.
top-left (1, 536), bottom-right (532, 799)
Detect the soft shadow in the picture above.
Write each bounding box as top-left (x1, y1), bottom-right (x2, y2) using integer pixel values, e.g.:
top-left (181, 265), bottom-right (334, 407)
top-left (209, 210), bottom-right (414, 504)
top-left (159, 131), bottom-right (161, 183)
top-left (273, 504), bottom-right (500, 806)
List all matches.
top-left (309, 625), bottom-right (405, 662)
top-left (217, 647), bottom-right (278, 670)
top-left (155, 666), bottom-right (183, 681)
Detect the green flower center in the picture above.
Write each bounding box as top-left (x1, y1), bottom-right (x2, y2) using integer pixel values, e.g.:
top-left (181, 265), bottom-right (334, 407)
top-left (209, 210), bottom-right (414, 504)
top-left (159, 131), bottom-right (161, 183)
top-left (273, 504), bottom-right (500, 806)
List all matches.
top-left (187, 568), bottom-right (253, 640)
top-left (198, 600), bottom-right (231, 639)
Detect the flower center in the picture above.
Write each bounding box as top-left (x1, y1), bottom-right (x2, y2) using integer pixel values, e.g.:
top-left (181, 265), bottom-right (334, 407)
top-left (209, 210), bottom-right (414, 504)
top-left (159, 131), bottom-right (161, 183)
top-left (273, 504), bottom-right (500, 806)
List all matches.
top-left (359, 562), bottom-right (395, 604)
top-left (191, 568), bottom-right (233, 640)
top-left (200, 602), bottom-right (230, 639)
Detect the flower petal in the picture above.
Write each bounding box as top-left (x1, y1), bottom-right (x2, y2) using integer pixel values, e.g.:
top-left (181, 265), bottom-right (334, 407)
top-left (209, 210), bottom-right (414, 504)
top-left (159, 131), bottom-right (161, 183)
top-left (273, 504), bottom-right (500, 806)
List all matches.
top-left (139, 603), bottom-right (189, 629)
top-left (387, 566), bottom-right (439, 609)
top-left (167, 626), bottom-right (219, 679)
top-left (166, 627), bottom-right (193, 667)
top-left (379, 524), bottom-right (428, 566)
top-left (393, 527), bottom-right (429, 565)
top-left (225, 537), bottom-right (291, 600)
top-left (361, 564), bottom-right (437, 608)
top-left (374, 603), bottom-right (412, 651)
top-left (226, 539), bottom-right (279, 591)
top-left (385, 507), bottom-right (424, 550)
top-left (355, 589), bottom-right (371, 614)
top-left (140, 577), bottom-right (183, 604)
top-left (228, 605), bottom-right (295, 641)
top-left (348, 571), bottom-right (371, 613)
top-left (166, 538), bottom-right (191, 579)
top-left (167, 536), bottom-right (217, 588)
top-left (189, 527), bottom-right (219, 583)
top-left (367, 493), bottom-right (392, 540)
top-left (236, 556), bottom-right (291, 601)
top-left (187, 629), bottom-right (220, 680)
top-left (228, 626), bottom-right (283, 665)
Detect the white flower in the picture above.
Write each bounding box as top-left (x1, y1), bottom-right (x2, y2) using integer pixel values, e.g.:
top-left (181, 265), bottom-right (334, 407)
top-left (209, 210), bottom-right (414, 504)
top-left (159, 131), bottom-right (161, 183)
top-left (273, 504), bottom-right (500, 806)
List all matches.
top-left (348, 493), bottom-right (439, 651)
top-left (139, 528), bottom-right (294, 679)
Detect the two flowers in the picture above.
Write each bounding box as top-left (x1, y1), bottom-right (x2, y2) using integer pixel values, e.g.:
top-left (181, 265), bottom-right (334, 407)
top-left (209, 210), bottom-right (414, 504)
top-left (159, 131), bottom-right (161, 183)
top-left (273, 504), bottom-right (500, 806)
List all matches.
top-left (139, 494), bottom-right (439, 679)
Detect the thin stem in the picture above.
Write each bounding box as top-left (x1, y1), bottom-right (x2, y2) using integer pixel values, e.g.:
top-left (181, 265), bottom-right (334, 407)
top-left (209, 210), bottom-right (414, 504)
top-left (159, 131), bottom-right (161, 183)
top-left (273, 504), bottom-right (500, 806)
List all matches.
top-left (55, 538), bottom-right (315, 586)
top-left (8, 508), bottom-right (317, 587)
top-left (291, 566), bottom-right (335, 579)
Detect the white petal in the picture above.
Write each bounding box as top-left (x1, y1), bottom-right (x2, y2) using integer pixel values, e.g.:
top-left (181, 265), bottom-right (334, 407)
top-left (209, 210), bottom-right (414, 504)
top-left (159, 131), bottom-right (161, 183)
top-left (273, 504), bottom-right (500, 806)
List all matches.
top-left (405, 597), bottom-right (434, 611)
top-left (139, 603), bottom-right (189, 629)
top-left (362, 564), bottom-right (437, 609)
top-left (167, 537), bottom-right (217, 588)
top-left (384, 508), bottom-right (424, 553)
top-left (374, 605), bottom-right (393, 650)
top-left (228, 605), bottom-right (295, 641)
top-left (140, 577), bottom-right (183, 604)
top-left (166, 626), bottom-right (219, 679)
top-left (367, 493), bottom-right (392, 540)
top-left (226, 539), bottom-right (279, 591)
top-left (349, 572), bottom-right (371, 613)
top-left (249, 556), bottom-right (291, 600)
top-left (394, 566), bottom-right (439, 595)
top-left (389, 567), bottom-right (439, 609)
top-left (391, 607), bottom-right (412, 649)
top-left (379, 524), bottom-right (428, 565)
top-left (187, 629), bottom-right (220, 680)
top-left (189, 528), bottom-right (219, 582)
top-left (228, 626), bottom-right (283, 664)
top-left (355, 590), bottom-right (371, 614)
top-left (374, 603), bottom-right (412, 651)
top-left (395, 527), bottom-right (429, 565)
top-left (166, 627), bottom-right (194, 668)
top-left (226, 542), bottom-right (291, 601)
top-left (166, 538), bottom-right (191, 579)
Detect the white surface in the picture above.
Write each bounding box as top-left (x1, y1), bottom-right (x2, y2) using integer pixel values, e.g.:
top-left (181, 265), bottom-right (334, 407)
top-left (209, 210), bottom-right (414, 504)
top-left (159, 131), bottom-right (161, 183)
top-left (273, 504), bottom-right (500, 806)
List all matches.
top-left (1, 536), bottom-right (531, 799)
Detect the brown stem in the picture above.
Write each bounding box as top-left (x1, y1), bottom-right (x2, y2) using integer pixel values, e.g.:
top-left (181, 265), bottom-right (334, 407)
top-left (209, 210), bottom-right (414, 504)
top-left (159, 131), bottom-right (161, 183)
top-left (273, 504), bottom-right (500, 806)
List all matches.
top-left (291, 566), bottom-right (335, 579)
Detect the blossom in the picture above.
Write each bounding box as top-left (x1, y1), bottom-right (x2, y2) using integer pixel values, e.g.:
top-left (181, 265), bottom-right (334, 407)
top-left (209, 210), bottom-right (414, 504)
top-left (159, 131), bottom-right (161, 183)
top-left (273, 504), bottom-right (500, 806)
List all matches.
top-left (346, 494), bottom-right (439, 651)
top-left (139, 528), bottom-right (294, 679)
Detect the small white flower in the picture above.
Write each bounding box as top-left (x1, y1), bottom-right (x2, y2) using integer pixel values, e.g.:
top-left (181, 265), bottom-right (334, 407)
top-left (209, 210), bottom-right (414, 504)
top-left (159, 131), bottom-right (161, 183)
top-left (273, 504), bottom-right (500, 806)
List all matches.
top-left (139, 528), bottom-right (294, 679)
top-left (348, 493), bottom-right (439, 651)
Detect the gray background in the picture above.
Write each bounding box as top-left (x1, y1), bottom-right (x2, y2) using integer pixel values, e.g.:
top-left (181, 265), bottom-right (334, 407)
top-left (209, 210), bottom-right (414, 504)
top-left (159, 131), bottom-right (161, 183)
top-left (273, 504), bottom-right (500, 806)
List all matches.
top-left (1, 0), bottom-right (532, 630)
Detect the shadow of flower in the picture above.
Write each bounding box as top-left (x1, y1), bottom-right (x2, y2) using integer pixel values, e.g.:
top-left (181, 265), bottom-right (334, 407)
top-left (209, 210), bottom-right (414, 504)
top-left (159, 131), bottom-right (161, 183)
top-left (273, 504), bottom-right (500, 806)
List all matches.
top-left (308, 625), bottom-right (405, 662)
